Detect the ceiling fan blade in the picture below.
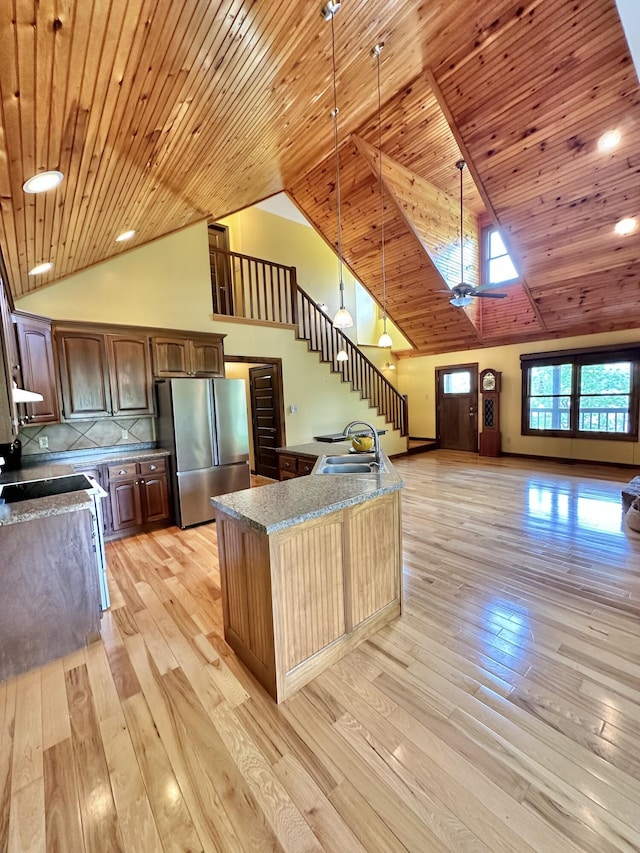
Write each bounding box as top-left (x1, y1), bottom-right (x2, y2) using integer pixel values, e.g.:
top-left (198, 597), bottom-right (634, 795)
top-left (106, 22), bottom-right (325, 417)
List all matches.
top-left (474, 292), bottom-right (507, 298)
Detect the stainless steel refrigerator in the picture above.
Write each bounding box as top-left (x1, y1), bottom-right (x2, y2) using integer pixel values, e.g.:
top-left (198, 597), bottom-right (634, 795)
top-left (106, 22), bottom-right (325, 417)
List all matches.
top-left (156, 378), bottom-right (251, 528)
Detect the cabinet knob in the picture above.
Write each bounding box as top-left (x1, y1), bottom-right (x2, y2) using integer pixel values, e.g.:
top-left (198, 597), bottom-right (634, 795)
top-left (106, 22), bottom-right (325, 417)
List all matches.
top-left (149, 464), bottom-right (157, 471)
top-left (140, 479), bottom-right (145, 484)
top-left (118, 469), bottom-right (127, 475)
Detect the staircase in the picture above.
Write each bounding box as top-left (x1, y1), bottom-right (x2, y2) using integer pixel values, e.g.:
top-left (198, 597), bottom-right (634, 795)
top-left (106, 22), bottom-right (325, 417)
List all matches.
top-left (210, 246), bottom-right (408, 435)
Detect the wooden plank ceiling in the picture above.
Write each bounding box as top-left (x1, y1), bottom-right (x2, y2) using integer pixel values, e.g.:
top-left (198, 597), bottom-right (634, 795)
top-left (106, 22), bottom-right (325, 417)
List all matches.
top-left (0, 0), bottom-right (637, 356)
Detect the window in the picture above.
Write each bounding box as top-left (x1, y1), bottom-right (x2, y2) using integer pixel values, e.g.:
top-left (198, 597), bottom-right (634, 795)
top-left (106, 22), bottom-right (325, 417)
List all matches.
top-left (521, 346), bottom-right (640, 440)
top-left (443, 371), bottom-right (471, 394)
top-left (485, 227), bottom-right (518, 285)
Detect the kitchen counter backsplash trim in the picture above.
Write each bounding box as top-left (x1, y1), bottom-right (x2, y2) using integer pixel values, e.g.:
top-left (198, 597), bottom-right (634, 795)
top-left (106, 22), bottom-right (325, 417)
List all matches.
top-left (22, 442), bottom-right (162, 466)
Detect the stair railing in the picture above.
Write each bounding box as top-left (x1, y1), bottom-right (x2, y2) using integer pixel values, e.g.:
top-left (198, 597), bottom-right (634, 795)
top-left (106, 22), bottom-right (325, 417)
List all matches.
top-left (210, 247), bottom-right (407, 435)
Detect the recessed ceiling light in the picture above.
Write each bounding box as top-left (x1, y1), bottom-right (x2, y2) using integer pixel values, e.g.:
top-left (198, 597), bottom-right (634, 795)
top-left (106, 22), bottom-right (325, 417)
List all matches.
top-left (28, 262), bottom-right (53, 276)
top-left (115, 230), bottom-right (136, 242)
top-left (597, 129), bottom-right (621, 152)
top-left (22, 170), bottom-right (64, 194)
top-left (614, 217), bottom-right (637, 236)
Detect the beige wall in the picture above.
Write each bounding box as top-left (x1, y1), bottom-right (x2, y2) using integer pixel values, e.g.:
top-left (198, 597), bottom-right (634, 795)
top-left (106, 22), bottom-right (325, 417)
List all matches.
top-left (223, 362), bottom-right (257, 469)
top-left (219, 205), bottom-right (409, 352)
top-left (399, 330), bottom-right (640, 464)
top-left (16, 221), bottom-right (407, 456)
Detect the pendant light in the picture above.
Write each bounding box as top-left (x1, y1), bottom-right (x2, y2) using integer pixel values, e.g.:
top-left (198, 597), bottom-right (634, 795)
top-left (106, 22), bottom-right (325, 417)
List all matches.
top-left (373, 43), bottom-right (392, 349)
top-left (450, 160), bottom-right (474, 308)
top-left (323, 2), bottom-right (353, 330)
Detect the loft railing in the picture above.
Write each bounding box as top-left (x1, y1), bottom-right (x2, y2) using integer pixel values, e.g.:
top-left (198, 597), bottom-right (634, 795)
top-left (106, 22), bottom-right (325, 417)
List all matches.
top-left (210, 245), bottom-right (298, 325)
top-left (210, 246), bottom-right (408, 435)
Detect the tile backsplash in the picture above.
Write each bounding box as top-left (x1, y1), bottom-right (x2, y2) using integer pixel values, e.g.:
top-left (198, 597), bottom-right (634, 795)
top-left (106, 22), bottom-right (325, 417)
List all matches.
top-left (19, 417), bottom-right (155, 455)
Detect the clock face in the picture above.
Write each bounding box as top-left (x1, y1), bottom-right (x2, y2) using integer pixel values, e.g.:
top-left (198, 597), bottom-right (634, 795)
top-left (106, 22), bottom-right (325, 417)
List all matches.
top-left (482, 371), bottom-right (496, 391)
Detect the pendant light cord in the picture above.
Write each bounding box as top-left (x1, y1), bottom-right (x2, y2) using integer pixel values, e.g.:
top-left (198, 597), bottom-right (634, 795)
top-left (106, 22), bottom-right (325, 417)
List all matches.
top-left (458, 159), bottom-right (465, 285)
top-left (330, 13), bottom-right (345, 308)
top-left (376, 46), bottom-right (387, 334)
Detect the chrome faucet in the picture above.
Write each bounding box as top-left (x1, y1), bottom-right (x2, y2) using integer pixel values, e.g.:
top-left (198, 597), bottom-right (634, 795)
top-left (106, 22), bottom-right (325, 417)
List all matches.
top-left (342, 420), bottom-right (380, 462)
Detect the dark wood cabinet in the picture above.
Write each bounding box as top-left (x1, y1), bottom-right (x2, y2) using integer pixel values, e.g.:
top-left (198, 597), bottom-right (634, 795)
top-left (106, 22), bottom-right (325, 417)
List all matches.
top-left (56, 330), bottom-right (112, 419)
top-left (109, 479), bottom-right (143, 532)
top-left (56, 328), bottom-right (154, 419)
top-left (15, 314), bottom-right (59, 424)
top-left (152, 334), bottom-right (224, 378)
top-left (277, 450), bottom-right (318, 481)
top-left (106, 456), bottom-right (170, 536)
top-left (107, 333), bottom-right (154, 416)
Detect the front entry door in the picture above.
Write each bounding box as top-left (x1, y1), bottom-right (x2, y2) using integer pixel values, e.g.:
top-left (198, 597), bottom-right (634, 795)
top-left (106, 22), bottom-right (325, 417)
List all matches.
top-left (249, 364), bottom-right (284, 479)
top-left (436, 364), bottom-right (478, 451)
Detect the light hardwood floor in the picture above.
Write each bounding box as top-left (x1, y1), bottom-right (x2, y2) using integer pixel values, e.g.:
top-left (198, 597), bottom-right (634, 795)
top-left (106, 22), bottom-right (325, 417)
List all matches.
top-left (2, 452), bottom-right (640, 852)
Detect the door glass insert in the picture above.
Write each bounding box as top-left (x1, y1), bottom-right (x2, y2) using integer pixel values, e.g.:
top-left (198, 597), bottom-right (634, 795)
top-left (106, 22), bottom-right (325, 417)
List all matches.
top-left (443, 371), bottom-right (471, 394)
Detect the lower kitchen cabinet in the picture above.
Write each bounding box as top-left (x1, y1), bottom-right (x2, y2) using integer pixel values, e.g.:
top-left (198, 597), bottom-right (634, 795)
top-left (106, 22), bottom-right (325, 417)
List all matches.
top-left (74, 453), bottom-right (171, 540)
top-left (107, 456), bottom-right (171, 536)
top-left (277, 450), bottom-right (318, 481)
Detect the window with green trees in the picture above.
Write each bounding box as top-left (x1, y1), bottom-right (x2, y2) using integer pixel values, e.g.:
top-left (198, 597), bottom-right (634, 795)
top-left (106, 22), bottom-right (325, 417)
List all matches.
top-left (521, 346), bottom-right (640, 440)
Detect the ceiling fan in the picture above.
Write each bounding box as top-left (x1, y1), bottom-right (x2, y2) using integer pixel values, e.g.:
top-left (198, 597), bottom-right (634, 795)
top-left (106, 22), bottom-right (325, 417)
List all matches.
top-left (442, 160), bottom-right (507, 308)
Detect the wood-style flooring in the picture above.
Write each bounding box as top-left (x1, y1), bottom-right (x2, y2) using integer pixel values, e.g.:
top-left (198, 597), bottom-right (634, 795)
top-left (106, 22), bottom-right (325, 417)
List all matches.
top-left (2, 451), bottom-right (640, 852)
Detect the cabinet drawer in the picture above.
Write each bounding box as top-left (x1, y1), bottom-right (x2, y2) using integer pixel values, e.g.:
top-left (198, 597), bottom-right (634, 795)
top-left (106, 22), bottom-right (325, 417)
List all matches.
top-left (278, 454), bottom-right (298, 474)
top-left (108, 463), bottom-right (137, 480)
top-left (139, 458), bottom-right (166, 476)
top-left (297, 459), bottom-right (315, 476)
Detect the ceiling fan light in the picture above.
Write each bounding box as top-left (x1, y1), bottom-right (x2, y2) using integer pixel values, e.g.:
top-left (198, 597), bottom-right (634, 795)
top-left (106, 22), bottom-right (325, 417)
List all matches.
top-left (333, 306), bottom-right (353, 328)
top-left (336, 348), bottom-right (348, 362)
top-left (450, 295), bottom-right (473, 308)
top-left (22, 170), bottom-right (64, 194)
top-left (377, 331), bottom-right (393, 348)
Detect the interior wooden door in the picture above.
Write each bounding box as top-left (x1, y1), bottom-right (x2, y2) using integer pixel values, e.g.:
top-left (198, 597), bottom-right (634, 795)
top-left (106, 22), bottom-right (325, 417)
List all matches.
top-left (436, 364), bottom-right (479, 451)
top-left (249, 364), bottom-right (284, 479)
top-left (208, 224), bottom-right (233, 315)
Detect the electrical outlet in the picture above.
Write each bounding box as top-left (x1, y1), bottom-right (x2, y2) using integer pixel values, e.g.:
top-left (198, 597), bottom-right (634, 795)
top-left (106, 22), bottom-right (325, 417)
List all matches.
top-left (38, 436), bottom-right (49, 449)
top-left (121, 428), bottom-right (129, 440)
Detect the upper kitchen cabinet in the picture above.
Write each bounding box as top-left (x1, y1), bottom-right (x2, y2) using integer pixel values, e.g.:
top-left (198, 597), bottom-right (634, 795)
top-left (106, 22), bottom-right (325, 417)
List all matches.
top-left (106, 334), bottom-right (154, 416)
top-left (14, 313), bottom-right (59, 424)
top-left (56, 327), bottom-right (154, 420)
top-left (152, 333), bottom-right (224, 378)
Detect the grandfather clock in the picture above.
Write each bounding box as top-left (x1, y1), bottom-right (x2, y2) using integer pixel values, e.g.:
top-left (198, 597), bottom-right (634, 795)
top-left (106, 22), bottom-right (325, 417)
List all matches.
top-left (479, 369), bottom-right (502, 457)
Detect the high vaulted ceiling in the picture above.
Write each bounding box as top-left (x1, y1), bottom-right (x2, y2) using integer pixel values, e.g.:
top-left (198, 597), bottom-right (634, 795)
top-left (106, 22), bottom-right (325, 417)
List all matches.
top-left (0, 0), bottom-right (638, 356)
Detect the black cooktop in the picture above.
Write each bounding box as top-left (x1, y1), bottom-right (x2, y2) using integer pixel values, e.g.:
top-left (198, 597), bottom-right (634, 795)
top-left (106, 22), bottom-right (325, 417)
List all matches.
top-left (0, 474), bottom-right (92, 503)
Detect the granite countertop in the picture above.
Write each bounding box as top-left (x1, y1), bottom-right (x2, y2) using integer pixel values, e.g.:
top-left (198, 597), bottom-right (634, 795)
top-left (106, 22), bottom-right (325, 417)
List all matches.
top-left (276, 440), bottom-right (353, 458)
top-left (0, 463), bottom-right (94, 527)
top-left (21, 445), bottom-right (170, 469)
top-left (211, 450), bottom-right (403, 534)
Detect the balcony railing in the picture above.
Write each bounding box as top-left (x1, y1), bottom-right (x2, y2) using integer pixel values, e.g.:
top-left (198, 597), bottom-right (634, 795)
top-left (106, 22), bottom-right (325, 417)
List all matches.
top-left (210, 246), bottom-right (407, 435)
top-left (530, 407), bottom-right (630, 433)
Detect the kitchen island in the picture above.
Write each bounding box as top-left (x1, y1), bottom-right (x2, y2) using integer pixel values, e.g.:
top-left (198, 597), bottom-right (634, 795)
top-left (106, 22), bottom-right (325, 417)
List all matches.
top-left (211, 450), bottom-right (404, 702)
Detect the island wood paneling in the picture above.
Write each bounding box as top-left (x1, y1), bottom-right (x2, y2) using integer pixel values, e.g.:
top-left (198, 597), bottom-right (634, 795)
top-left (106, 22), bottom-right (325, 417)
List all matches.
top-left (345, 492), bottom-right (401, 629)
top-left (274, 517), bottom-right (345, 672)
top-left (215, 493), bottom-right (402, 703)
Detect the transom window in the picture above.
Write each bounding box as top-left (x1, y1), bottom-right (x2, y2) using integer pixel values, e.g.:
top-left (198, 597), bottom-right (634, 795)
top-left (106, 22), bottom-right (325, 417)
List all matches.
top-left (521, 346), bottom-right (640, 440)
top-left (485, 227), bottom-right (518, 285)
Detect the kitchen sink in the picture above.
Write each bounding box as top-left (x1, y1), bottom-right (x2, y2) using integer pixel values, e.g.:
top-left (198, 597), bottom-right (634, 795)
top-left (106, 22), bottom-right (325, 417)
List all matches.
top-left (0, 474), bottom-right (94, 503)
top-left (324, 453), bottom-right (377, 465)
top-left (319, 463), bottom-right (374, 474)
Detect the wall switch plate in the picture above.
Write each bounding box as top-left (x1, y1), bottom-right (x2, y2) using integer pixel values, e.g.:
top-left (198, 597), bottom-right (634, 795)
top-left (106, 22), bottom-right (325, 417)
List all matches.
top-left (289, 404), bottom-right (297, 414)
top-left (121, 428), bottom-right (129, 440)
top-left (38, 436), bottom-right (49, 449)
